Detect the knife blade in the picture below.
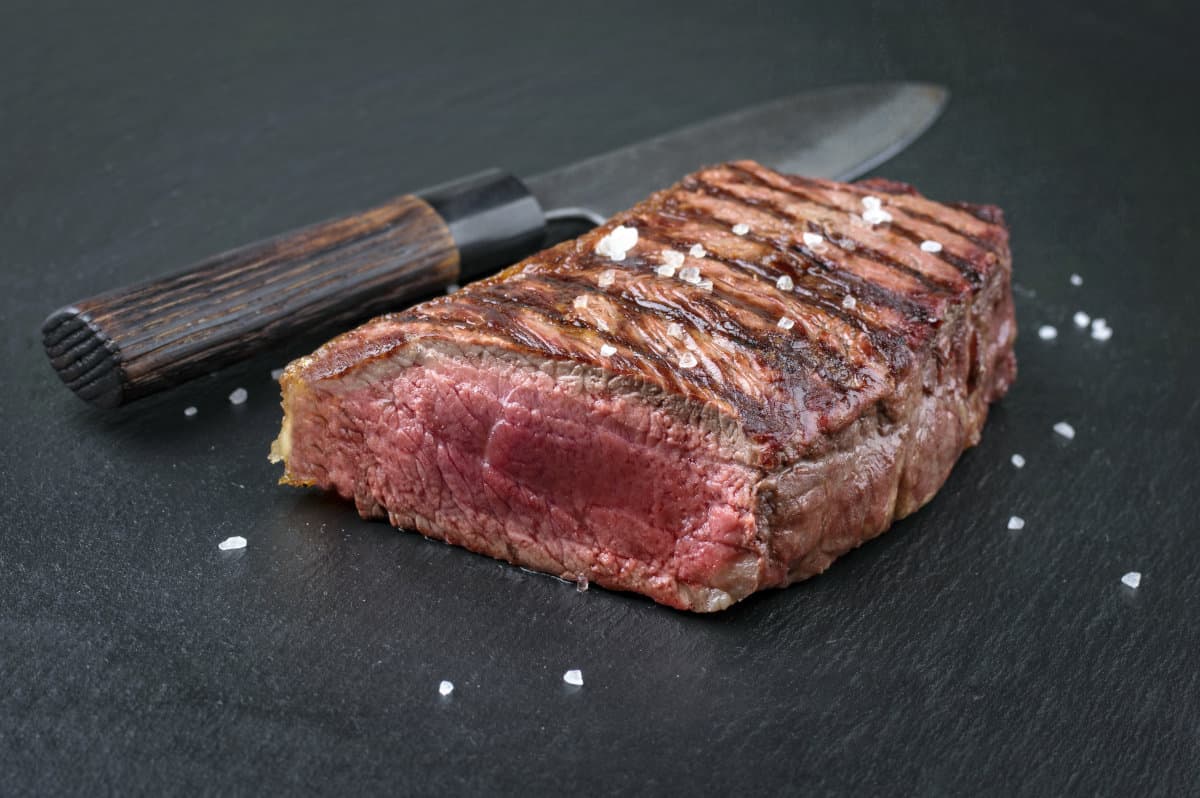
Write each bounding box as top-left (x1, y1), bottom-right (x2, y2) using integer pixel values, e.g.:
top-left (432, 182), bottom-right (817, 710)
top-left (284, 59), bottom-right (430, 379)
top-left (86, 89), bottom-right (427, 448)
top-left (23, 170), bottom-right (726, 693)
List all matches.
top-left (528, 82), bottom-right (947, 222)
top-left (42, 81), bottom-right (948, 408)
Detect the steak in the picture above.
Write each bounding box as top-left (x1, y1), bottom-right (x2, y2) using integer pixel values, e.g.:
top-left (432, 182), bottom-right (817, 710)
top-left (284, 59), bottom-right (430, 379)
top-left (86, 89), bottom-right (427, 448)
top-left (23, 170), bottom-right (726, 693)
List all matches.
top-left (270, 161), bottom-right (1016, 612)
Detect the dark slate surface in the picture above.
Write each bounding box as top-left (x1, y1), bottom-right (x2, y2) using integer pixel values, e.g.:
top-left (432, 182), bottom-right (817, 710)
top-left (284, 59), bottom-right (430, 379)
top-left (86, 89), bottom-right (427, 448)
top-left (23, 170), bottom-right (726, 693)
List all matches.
top-left (4, 1), bottom-right (1198, 794)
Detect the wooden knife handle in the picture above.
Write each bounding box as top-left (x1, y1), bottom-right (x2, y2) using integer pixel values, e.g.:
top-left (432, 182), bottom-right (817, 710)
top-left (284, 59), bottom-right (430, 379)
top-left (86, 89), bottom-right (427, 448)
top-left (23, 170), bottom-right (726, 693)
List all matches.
top-left (42, 170), bottom-right (545, 408)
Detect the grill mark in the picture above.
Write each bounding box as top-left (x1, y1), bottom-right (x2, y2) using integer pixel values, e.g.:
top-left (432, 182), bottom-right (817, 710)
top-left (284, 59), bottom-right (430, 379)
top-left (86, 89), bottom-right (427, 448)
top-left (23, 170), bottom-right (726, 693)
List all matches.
top-left (502, 269), bottom-right (836, 391)
top-left (696, 168), bottom-right (958, 295)
top-left (658, 189), bottom-right (933, 324)
top-left (880, 219), bottom-right (986, 287)
top-left (427, 282), bottom-right (743, 406)
top-left (783, 172), bottom-right (1005, 259)
top-left (621, 228), bottom-right (881, 391)
top-left (631, 223), bottom-right (908, 376)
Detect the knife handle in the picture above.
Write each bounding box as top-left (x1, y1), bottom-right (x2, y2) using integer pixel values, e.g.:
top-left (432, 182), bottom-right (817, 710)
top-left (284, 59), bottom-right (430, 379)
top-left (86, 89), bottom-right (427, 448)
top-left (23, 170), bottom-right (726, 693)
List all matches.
top-left (41, 170), bottom-right (545, 408)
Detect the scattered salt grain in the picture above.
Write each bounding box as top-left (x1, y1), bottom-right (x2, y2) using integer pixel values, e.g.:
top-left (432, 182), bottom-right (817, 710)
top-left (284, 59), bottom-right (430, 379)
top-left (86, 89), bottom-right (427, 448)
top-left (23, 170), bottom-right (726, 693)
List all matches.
top-left (271, 367), bottom-right (285, 381)
top-left (595, 225), bottom-right (639, 261)
top-left (776, 275), bottom-right (794, 291)
top-left (679, 265), bottom-right (702, 285)
top-left (184, 406), bottom-right (198, 418)
top-left (656, 263), bottom-right (677, 278)
top-left (218, 536), bottom-right (247, 551)
top-left (862, 207), bottom-right (893, 226)
top-left (573, 294), bottom-right (589, 311)
top-left (1070, 273), bottom-right (1083, 286)
top-left (1007, 516), bottom-right (1025, 531)
top-left (920, 240), bottom-right (943, 253)
top-left (575, 575), bottom-right (589, 592)
top-left (599, 344), bottom-right (617, 357)
top-left (802, 232), bottom-right (824, 248)
top-left (842, 295), bottom-right (857, 310)
top-left (1073, 311), bottom-right (1091, 328)
top-left (1090, 317), bottom-right (1112, 341)
top-left (732, 223), bottom-right (750, 236)
top-left (1053, 421), bottom-right (1076, 440)
top-left (445, 283), bottom-right (460, 295)
top-left (678, 352), bottom-right (698, 368)
top-left (1038, 325), bottom-right (1058, 341)
top-left (862, 196), bottom-right (882, 211)
top-left (228, 387), bottom-right (248, 405)
top-left (688, 243), bottom-right (707, 258)
top-left (660, 249), bottom-right (685, 269)
top-left (667, 322), bottom-right (685, 339)
top-left (438, 680), bottom-right (454, 697)
top-left (563, 669), bottom-right (584, 686)
top-left (777, 316), bottom-right (795, 330)
top-left (597, 269), bottom-right (616, 288)
top-left (1010, 453), bottom-right (1026, 468)
top-left (697, 279), bottom-right (714, 292)
top-left (1121, 571), bottom-right (1141, 589)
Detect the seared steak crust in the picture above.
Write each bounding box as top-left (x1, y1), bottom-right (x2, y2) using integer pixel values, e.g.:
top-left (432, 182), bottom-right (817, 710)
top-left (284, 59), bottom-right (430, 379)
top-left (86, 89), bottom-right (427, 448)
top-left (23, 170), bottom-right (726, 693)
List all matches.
top-left (272, 161), bottom-right (1015, 611)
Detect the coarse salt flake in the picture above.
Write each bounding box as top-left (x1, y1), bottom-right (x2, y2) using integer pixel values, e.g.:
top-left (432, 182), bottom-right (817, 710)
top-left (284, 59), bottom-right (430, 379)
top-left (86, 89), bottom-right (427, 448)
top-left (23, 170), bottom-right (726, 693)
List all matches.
top-left (776, 275), bottom-right (794, 291)
top-left (862, 207), bottom-right (893, 226)
top-left (228, 387), bottom-right (248, 405)
top-left (1038, 325), bottom-right (1058, 341)
top-left (842, 295), bottom-right (857, 310)
top-left (1070, 273), bottom-right (1083, 286)
top-left (661, 249), bottom-right (685, 269)
top-left (599, 344), bottom-right (617, 357)
top-left (1092, 326), bottom-right (1112, 342)
top-left (438, 680), bottom-right (454, 696)
top-left (678, 352), bottom-right (698, 368)
top-left (1053, 421), bottom-right (1076, 440)
top-left (270, 367), bottom-right (285, 381)
top-left (920, 240), bottom-right (943, 253)
top-left (862, 196), bottom-right (882, 211)
top-left (1011, 453), bottom-right (1026, 468)
top-left (679, 265), bottom-right (701, 284)
top-left (688, 243), bottom-right (707, 258)
top-left (802, 232), bottom-right (824, 248)
top-left (656, 264), bottom-right (677, 278)
top-left (563, 669), bottom-right (584, 686)
top-left (445, 283), bottom-right (460, 295)
top-left (667, 322), bottom-right (685, 339)
top-left (777, 316), bottom-right (795, 330)
top-left (573, 294), bottom-right (589, 311)
top-left (218, 536), bottom-right (247, 551)
top-left (732, 223), bottom-right (750, 236)
top-left (1073, 311), bottom-right (1091, 328)
top-left (697, 279), bottom-right (713, 292)
top-left (1121, 571), bottom-right (1141, 589)
top-left (184, 406), bottom-right (198, 417)
top-left (1007, 516), bottom-right (1025, 531)
top-left (597, 269), bottom-right (616, 288)
top-left (594, 225), bottom-right (638, 261)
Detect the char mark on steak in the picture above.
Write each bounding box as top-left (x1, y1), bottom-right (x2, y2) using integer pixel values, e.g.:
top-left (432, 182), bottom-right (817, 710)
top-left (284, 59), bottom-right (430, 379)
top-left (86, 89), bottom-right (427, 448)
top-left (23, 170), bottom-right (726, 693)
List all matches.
top-left (270, 161), bottom-right (1016, 612)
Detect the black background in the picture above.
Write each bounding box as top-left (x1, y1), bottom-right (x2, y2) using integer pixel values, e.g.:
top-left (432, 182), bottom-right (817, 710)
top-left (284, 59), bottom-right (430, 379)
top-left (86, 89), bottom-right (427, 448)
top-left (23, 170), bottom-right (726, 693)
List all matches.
top-left (4, 1), bottom-right (1199, 794)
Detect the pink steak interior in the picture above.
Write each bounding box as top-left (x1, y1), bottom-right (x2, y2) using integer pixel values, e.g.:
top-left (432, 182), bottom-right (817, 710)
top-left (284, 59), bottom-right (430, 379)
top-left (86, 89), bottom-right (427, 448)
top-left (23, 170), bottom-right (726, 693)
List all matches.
top-left (282, 352), bottom-right (767, 609)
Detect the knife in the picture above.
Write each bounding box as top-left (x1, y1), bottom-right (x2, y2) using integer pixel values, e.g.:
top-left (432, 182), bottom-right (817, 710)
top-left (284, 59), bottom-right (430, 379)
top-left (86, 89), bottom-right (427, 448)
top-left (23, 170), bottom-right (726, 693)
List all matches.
top-left (42, 81), bottom-right (947, 408)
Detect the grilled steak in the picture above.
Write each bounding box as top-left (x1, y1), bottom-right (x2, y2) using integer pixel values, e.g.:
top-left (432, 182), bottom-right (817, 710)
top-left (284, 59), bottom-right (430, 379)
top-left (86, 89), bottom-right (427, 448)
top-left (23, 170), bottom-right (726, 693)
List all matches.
top-left (270, 161), bottom-right (1016, 612)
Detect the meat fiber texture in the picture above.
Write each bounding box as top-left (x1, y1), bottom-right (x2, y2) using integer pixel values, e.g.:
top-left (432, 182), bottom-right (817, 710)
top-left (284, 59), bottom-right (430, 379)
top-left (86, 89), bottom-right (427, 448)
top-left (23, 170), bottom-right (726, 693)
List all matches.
top-left (270, 161), bottom-right (1016, 612)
